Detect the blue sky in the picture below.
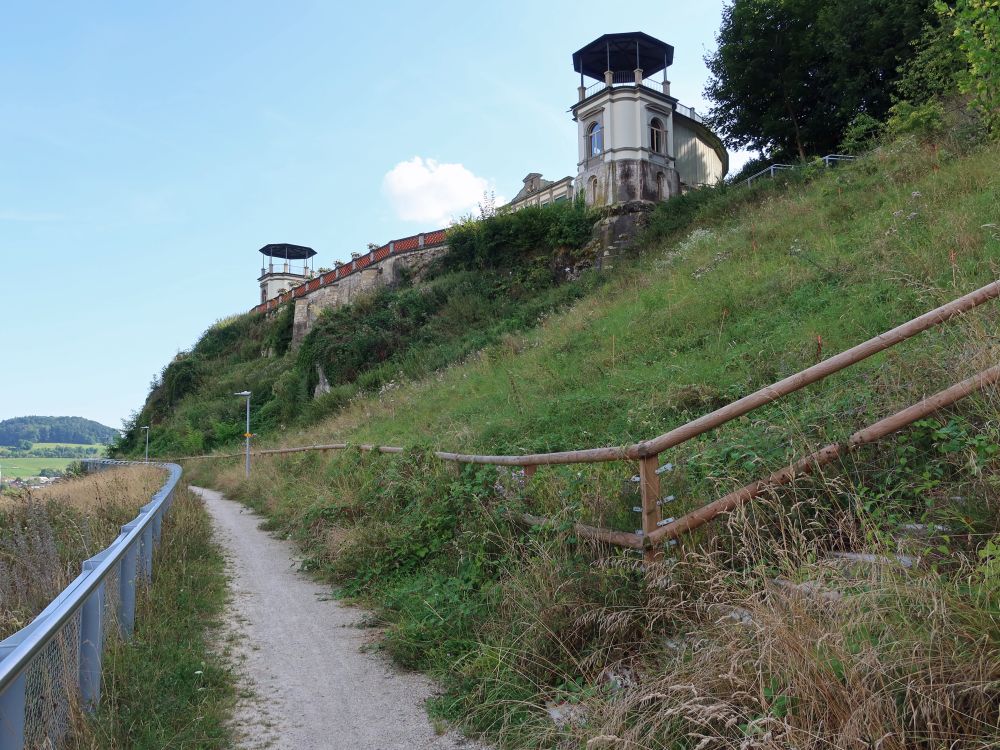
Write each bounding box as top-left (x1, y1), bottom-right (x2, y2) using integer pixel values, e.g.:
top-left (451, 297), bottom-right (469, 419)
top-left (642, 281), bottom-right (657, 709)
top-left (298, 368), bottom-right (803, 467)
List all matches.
top-left (0, 0), bottom-right (745, 429)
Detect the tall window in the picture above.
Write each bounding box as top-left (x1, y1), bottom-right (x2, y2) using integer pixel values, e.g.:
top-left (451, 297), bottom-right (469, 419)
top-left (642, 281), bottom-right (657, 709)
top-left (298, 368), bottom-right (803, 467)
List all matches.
top-left (589, 176), bottom-right (598, 204)
top-left (588, 122), bottom-right (603, 157)
top-left (650, 118), bottom-right (665, 154)
top-left (656, 172), bottom-right (666, 201)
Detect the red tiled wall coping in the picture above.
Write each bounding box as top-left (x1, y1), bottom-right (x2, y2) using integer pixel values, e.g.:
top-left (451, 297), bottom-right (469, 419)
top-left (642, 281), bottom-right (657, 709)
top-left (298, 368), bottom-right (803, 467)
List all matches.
top-left (252, 228), bottom-right (448, 315)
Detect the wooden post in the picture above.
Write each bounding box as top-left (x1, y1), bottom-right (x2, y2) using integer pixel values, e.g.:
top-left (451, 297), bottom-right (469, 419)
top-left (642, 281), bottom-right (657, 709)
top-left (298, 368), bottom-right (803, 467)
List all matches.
top-left (523, 465), bottom-right (536, 480)
top-left (638, 455), bottom-right (662, 562)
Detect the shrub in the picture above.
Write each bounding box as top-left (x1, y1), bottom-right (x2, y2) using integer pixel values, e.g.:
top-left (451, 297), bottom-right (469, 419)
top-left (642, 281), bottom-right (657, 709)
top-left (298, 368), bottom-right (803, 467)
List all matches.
top-left (445, 199), bottom-right (595, 271)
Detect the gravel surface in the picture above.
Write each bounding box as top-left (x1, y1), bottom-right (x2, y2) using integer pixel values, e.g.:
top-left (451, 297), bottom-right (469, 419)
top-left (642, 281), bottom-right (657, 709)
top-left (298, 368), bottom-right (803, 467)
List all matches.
top-left (192, 486), bottom-right (485, 750)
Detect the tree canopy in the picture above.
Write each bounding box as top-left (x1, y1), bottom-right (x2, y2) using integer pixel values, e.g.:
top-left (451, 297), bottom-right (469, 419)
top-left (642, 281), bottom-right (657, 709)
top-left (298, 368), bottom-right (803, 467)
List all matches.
top-left (705, 0), bottom-right (935, 160)
top-left (0, 416), bottom-right (118, 446)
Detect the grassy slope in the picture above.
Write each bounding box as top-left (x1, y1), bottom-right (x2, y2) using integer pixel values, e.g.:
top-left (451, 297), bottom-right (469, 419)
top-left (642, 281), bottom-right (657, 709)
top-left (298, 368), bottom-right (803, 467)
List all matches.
top-left (187, 135), bottom-right (1000, 748)
top-left (272, 137), bottom-right (998, 468)
top-left (124, 202), bottom-right (598, 458)
top-left (0, 467), bottom-right (164, 636)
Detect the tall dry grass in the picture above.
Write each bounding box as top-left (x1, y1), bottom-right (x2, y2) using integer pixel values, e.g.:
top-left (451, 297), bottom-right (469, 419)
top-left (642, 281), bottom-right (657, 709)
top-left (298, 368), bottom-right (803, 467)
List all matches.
top-left (0, 466), bottom-right (165, 638)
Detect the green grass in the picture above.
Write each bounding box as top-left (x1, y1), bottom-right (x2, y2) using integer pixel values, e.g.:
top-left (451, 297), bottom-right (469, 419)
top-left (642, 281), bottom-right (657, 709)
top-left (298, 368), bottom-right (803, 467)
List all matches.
top-left (269, 136), bottom-right (999, 462)
top-left (0, 456), bottom-right (77, 477)
top-left (71, 487), bottom-right (234, 749)
top-left (0, 444), bottom-right (104, 478)
top-left (184, 132), bottom-right (1000, 748)
top-left (114, 202), bottom-right (601, 459)
top-left (28, 442), bottom-right (105, 452)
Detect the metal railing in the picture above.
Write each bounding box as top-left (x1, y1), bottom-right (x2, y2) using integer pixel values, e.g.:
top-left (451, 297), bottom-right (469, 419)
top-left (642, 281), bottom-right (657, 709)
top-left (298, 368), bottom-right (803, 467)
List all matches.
top-left (673, 103), bottom-right (704, 124)
top-left (177, 281), bottom-right (1000, 560)
top-left (0, 460), bottom-right (182, 750)
top-left (579, 76), bottom-right (703, 126)
top-left (745, 154), bottom-right (857, 187)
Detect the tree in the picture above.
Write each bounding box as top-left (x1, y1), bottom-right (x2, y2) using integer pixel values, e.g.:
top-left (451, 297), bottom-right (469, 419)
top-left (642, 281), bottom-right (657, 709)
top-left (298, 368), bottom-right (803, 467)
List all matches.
top-left (706, 0), bottom-right (935, 159)
top-left (943, 0), bottom-right (1000, 130)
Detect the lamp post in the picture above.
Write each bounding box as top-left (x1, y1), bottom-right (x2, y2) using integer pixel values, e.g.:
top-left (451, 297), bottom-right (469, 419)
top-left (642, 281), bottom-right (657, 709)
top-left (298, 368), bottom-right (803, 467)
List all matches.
top-left (140, 426), bottom-right (150, 463)
top-left (235, 391), bottom-right (252, 478)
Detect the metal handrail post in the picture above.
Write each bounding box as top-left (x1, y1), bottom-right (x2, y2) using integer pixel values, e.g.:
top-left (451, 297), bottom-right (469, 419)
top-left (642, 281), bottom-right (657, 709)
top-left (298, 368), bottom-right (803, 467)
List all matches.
top-left (78, 566), bottom-right (104, 712)
top-left (140, 524), bottom-right (153, 581)
top-left (118, 538), bottom-right (138, 638)
top-left (245, 396), bottom-right (251, 479)
top-left (0, 651), bottom-right (25, 750)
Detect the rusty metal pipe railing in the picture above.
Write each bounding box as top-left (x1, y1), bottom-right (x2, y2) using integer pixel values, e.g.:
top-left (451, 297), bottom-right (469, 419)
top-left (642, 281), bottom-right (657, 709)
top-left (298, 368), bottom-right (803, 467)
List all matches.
top-left (635, 280), bottom-right (999, 458)
top-left (518, 513), bottom-right (644, 549)
top-left (435, 279), bottom-right (1000, 467)
top-left (167, 281), bottom-right (1000, 562)
top-left (646, 363), bottom-right (1000, 547)
top-left (173, 280), bottom-right (997, 469)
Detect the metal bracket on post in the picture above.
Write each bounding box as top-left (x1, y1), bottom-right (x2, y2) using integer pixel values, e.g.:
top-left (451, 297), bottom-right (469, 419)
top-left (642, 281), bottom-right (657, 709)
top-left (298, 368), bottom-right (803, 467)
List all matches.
top-left (0, 646), bottom-right (26, 750)
top-left (119, 529), bottom-right (139, 638)
top-left (638, 455), bottom-right (662, 563)
top-left (140, 523), bottom-right (153, 582)
top-left (78, 562), bottom-right (105, 712)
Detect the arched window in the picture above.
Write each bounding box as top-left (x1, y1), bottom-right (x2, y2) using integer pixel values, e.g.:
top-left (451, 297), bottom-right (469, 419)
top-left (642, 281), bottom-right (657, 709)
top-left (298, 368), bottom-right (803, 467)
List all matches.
top-left (589, 176), bottom-right (598, 204)
top-left (656, 172), bottom-right (666, 201)
top-left (588, 122), bottom-right (603, 157)
top-left (650, 118), bottom-right (665, 154)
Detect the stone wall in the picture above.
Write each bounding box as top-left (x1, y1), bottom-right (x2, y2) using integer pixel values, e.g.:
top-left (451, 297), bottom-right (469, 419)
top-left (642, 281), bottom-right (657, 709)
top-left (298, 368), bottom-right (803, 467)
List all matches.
top-left (290, 243), bottom-right (448, 345)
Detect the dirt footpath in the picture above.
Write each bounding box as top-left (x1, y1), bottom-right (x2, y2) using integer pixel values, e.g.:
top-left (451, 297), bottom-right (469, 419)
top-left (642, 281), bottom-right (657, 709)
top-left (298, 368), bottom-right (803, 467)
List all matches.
top-left (191, 486), bottom-right (484, 750)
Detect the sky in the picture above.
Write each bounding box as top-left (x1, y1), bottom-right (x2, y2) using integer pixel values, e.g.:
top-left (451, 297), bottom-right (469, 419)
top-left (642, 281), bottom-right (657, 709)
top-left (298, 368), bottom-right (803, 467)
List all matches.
top-left (0, 0), bottom-right (747, 430)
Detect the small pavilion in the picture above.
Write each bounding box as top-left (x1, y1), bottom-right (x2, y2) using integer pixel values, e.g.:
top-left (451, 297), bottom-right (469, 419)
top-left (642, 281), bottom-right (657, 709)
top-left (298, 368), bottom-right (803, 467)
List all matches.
top-left (258, 243), bottom-right (316, 304)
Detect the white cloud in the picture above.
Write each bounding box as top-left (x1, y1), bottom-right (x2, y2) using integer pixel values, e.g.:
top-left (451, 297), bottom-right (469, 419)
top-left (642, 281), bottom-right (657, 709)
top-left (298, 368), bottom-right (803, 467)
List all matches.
top-left (382, 157), bottom-right (500, 227)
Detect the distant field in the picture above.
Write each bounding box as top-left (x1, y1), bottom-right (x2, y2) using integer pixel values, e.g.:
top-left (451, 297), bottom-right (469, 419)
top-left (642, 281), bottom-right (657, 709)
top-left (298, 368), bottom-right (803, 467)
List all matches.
top-left (0, 457), bottom-right (76, 478)
top-left (29, 442), bottom-right (106, 453)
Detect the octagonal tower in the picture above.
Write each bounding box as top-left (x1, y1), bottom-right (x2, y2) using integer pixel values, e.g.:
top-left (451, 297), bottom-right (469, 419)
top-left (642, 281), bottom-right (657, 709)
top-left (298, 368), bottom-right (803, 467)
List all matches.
top-left (572, 32), bottom-right (727, 207)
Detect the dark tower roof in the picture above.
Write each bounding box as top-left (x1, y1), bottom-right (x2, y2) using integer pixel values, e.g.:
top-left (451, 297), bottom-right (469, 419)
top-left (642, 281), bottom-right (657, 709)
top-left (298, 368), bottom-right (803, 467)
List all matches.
top-left (258, 243), bottom-right (316, 260)
top-left (572, 32), bottom-right (674, 80)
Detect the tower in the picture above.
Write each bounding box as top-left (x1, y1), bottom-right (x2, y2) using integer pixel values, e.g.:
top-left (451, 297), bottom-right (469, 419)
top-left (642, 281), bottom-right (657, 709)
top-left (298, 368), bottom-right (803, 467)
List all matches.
top-left (258, 244), bottom-right (316, 304)
top-left (571, 33), bottom-right (727, 206)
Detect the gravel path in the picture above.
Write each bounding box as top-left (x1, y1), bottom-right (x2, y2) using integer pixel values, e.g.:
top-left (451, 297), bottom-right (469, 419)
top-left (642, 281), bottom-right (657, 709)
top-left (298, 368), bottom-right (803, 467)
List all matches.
top-left (191, 486), bottom-right (483, 750)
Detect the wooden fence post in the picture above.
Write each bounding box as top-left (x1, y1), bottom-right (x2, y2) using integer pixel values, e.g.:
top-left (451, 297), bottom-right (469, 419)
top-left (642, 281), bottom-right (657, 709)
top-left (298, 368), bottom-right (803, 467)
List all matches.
top-left (523, 465), bottom-right (536, 480)
top-left (638, 455), bottom-right (662, 562)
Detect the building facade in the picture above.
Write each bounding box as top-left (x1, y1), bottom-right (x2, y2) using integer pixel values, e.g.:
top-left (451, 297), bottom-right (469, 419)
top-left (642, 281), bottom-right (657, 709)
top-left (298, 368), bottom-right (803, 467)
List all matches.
top-left (570, 33), bottom-right (727, 206)
top-left (507, 173), bottom-right (575, 211)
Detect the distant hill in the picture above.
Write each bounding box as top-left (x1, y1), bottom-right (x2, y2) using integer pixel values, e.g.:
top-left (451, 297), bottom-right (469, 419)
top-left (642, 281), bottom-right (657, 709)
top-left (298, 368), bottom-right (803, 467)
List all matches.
top-left (0, 416), bottom-right (118, 446)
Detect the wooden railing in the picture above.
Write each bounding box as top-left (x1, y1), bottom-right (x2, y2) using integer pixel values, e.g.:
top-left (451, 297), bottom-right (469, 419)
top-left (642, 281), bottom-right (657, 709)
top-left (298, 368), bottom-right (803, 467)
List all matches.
top-left (183, 280), bottom-right (1000, 560)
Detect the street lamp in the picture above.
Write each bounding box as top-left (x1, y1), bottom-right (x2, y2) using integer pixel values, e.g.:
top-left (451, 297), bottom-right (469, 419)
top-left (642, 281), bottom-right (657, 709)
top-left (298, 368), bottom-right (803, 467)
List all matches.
top-left (140, 426), bottom-right (150, 463)
top-left (234, 391), bottom-right (252, 478)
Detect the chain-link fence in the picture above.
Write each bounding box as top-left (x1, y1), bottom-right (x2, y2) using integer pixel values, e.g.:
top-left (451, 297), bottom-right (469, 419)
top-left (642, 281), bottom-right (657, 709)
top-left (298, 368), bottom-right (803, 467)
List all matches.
top-left (0, 460), bottom-right (181, 750)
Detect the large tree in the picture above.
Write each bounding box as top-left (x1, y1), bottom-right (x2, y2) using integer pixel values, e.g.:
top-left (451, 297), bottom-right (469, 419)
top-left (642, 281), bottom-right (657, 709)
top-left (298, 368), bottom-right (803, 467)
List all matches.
top-left (706, 0), bottom-right (934, 159)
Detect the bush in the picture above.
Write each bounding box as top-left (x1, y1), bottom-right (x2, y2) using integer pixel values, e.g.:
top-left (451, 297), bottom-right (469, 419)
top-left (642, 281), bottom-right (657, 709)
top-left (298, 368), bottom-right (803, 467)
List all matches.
top-left (445, 199), bottom-right (594, 271)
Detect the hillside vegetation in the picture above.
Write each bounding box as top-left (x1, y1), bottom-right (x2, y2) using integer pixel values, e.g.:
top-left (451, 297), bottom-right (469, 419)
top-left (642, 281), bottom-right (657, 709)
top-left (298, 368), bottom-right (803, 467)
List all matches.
top-left (118, 198), bottom-right (597, 457)
top-left (0, 416), bottom-right (117, 447)
top-left (175, 129), bottom-right (1000, 748)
